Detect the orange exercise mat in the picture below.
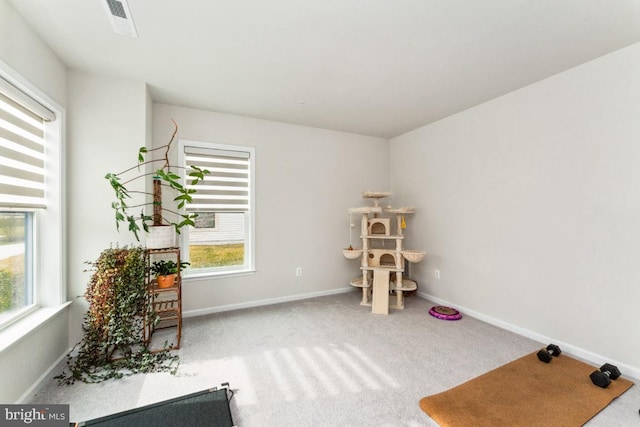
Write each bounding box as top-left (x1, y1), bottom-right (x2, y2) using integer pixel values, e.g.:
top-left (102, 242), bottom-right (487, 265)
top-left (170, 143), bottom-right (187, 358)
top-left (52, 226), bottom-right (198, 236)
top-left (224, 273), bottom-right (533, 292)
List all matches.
top-left (419, 351), bottom-right (633, 427)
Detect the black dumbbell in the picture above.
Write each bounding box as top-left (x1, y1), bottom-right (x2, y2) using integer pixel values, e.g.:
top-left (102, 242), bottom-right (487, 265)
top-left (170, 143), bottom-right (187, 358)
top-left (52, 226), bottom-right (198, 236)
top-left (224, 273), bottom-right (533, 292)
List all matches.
top-left (536, 344), bottom-right (562, 363)
top-left (589, 363), bottom-right (621, 388)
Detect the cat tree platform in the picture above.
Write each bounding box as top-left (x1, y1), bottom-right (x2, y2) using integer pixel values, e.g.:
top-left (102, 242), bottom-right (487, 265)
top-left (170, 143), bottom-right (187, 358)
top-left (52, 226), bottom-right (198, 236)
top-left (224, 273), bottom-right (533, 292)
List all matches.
top-left (343, 191), bottom-right (425, 314)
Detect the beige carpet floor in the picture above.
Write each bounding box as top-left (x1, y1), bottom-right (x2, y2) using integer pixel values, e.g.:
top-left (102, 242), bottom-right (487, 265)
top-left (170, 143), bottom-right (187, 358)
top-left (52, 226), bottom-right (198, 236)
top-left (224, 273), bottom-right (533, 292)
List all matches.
top-left (28, 291), bottom-right (640, 426)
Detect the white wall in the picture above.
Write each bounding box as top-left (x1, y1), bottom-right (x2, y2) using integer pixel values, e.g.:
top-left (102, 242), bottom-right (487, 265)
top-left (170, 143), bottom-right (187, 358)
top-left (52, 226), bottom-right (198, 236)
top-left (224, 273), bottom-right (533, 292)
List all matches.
top-left (7, 0), bottom-right (638, 398)
top-left (0, 0), bottom-right (66, 106)
top-left (0, 310), bottom-right (68, 402)
top-left (154, 104), bottom-right (389, 314)
top-left (390, 42), bottom-right (640, 375)
top-left (0, 0), bottom-right (70, 403)
top-left (66, 72), bottom-right (149, 344)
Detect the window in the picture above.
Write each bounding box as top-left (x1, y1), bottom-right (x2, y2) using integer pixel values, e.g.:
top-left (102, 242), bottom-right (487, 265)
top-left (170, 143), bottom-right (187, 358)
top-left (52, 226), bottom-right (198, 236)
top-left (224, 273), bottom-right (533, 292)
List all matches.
top-left (193, 212), bottom-right (218, 230)
top-left (0, 68), bottom-right (63, 329)
top-left (0, 212), bottom-right (33, 324)
top-left (179, 141), bottom-right (255, 276)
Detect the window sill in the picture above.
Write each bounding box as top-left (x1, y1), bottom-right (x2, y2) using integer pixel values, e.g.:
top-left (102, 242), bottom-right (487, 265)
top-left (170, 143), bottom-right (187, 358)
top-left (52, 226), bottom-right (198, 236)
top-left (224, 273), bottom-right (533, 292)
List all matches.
top-left (183, 268), bottom-right (256, 282)
top-left (0, 302), bottom-right (71, 354)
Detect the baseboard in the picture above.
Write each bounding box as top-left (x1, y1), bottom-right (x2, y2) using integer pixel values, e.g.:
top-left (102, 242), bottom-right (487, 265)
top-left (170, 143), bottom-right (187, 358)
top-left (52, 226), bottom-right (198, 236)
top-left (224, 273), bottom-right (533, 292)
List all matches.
top-left (17, 347), bottom-right (72, 404)
top-left (417, 291), bottom-right (640, 381)
top-left (183, 287), bottom-right (354, 318)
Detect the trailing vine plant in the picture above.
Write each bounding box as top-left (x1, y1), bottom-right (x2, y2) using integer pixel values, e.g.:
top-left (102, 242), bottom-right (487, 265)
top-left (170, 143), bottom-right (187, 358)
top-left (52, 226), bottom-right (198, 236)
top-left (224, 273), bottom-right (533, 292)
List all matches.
top-left (56, 246), bottom-right (179, 384)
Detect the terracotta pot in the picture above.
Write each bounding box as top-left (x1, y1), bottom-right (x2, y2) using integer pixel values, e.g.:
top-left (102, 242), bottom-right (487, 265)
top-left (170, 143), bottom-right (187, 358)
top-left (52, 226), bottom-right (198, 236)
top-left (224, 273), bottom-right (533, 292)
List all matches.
top-left (157, 273), bottom-right (176, 288)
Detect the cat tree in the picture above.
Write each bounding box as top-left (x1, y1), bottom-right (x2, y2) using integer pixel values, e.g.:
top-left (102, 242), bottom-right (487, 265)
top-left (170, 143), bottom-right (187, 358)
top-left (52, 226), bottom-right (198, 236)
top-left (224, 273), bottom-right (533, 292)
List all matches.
top-left (343, 191), bottom-right (425, 314)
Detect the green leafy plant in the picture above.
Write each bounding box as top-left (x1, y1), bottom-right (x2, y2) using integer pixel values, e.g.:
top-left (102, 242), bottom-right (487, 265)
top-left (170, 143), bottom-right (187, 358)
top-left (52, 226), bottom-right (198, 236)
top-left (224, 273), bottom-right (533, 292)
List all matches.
top-left (105, 120), bottom-right (209, 241)
top-left (150, 259), bottom-right (190, 277)
top-left (55, 246), bottom-right (179, 384)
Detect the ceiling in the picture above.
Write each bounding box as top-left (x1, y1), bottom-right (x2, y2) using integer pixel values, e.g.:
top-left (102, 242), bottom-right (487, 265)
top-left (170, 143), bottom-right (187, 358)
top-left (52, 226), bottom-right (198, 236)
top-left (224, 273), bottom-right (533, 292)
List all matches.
top-left (8, 0), bottom-right (640, 138)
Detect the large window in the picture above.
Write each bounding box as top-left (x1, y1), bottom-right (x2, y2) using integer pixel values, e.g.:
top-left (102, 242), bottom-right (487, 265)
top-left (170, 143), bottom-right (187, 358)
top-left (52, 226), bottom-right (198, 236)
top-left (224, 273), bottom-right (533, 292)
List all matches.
top-left (0, 67), bottom-right (63, 328)
top-left (179, 141), bottom-right (255, 276)
top-left (0, 212), bottom-right (33, 324)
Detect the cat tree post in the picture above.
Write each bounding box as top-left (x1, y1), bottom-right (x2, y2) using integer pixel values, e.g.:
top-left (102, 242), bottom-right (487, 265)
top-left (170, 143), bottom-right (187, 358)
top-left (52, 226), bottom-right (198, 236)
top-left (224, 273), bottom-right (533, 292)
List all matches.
top-left (360, 213), bottom-right (370, 304)
top-left (343, 191), bottom-right (425, 314)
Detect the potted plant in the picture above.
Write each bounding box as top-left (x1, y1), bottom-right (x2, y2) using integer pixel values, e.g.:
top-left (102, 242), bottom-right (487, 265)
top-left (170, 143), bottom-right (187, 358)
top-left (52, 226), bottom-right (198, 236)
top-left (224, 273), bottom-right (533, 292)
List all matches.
top-left (150, 259), bottom-right (190, 288)
top-left (105, 120), bottom-right (209, 248)
top-left (56, 246), bottom-right (179, 384)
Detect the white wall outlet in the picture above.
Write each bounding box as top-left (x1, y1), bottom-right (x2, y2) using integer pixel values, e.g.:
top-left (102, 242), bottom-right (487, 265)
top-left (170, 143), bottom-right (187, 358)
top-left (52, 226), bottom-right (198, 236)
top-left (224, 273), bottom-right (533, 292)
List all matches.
top-left (296, 267), bottom-right (303, 276)
top-left (434, 269), bottom-right (440, 279)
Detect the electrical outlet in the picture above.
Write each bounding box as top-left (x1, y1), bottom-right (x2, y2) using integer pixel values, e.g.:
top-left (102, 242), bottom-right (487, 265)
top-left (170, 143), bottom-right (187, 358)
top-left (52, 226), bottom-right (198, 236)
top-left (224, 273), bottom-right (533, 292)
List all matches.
top-left (296, 267), bottom-right (303, 276)
top-left (434, 269), bottom-right (440, 279)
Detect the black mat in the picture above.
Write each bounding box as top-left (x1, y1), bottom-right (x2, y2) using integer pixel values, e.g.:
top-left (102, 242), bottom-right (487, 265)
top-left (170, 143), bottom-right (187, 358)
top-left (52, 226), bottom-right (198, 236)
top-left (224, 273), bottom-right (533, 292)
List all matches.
top-left (73, 387), bottom-right (234, 427)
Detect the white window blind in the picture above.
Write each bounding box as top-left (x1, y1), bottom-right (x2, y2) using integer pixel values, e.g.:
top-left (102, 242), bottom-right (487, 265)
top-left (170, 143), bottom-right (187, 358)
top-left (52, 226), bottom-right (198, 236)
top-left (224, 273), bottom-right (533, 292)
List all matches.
top-left (0, 84), bottom-right (49, 209)
top-left (184, 146), bottom-right (251, 212)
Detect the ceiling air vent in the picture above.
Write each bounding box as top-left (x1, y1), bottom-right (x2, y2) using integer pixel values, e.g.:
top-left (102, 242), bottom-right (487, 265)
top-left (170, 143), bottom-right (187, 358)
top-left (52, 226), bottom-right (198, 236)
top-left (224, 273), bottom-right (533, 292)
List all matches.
top-left (101, 0), bottom-right (138, 38)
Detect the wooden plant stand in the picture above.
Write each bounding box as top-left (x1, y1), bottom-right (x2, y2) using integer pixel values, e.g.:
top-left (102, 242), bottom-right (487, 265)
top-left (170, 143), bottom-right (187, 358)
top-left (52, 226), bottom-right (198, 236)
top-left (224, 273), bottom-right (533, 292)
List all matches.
top-left (143, 247), bottom-right (182, 350)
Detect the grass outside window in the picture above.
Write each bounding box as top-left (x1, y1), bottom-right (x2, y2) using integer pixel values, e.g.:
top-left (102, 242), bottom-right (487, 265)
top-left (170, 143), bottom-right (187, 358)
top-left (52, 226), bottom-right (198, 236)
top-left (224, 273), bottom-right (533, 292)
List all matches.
top-left (188, 244), bottom-right (244, 269)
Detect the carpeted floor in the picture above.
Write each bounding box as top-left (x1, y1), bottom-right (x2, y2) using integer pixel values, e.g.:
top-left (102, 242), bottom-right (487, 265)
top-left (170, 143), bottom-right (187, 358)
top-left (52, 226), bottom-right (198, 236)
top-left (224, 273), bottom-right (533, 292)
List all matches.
top-left (29, 291), bottom-right (640, 426)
